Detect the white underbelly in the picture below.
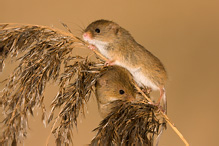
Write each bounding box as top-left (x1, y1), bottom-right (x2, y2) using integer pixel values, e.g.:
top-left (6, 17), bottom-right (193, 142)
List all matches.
top-left (132, 70), bottom-right (159, 91)
top-left (114, 61), bottom-right (159, 91)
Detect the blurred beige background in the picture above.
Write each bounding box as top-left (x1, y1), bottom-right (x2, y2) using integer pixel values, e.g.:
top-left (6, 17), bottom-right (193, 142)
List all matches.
top-left (1, 0), bottom-right (219, 146)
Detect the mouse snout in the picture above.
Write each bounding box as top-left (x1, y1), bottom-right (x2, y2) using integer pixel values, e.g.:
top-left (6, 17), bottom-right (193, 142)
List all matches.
top-left (83, 32), bottom-right (92, 41)
top-left (127, 95), bottom-right (135, 102)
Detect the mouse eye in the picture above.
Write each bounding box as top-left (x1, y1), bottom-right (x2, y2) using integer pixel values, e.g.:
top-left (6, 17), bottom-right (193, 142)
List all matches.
top-left (95, 28), bottom-right (100, 33)
top-left (119, 90), bottom-right (125, 95)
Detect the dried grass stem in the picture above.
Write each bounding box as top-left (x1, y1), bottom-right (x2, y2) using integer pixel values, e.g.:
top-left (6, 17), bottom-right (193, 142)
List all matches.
top-left (0, 23), bottom-right (189, 146)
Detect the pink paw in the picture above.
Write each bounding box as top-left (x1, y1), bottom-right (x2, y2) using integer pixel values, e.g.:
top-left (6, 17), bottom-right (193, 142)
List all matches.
top-left (88, 45), bottom-right (96, 50)
top-left (148, 102), bottom-right (165, 113)
top-left (104, 60), bottom-right (115, 66)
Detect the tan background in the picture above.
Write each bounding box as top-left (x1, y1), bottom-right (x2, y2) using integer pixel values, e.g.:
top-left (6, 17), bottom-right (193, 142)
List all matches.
top-left (1, 0), bottom-right (219, 146)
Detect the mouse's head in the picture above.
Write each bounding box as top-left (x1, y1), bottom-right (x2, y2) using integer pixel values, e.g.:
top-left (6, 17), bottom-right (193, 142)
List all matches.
top-left (83, 19), bottom-right (121, 45)
top-left (95, 66), bottom-right (136, 104)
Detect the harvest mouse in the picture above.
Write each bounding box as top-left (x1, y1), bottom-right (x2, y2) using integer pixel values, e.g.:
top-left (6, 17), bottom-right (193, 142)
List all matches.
top-left (95, 65), bottom-right (137, 118)
top-left (95, 65), bottom-right (165, 146)
top-left (83, 19), bottom-right (168, 113)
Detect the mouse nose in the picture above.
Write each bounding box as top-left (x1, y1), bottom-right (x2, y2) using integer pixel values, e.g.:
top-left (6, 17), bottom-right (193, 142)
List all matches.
top-left (83, 33), bottom-right (88, 38)
top-left (83, 32), bottom-right (92, 40)
top-left (127, 95), bottom-right (135, 102)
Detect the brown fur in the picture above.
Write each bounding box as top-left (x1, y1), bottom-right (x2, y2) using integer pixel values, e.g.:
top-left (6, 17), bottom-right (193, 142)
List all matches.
top-left (95, 66), bottom-right (136, 117)
top-left (84, 20), bottom-right (168, 118)
top-left (84, 19), bottom-right (167, 87)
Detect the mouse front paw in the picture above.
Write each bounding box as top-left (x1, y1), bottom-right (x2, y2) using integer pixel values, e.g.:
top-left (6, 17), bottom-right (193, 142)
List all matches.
top-left (88, 45), bottom-right (96, 50)
top-left (104, 60), bottom-right (115, 66)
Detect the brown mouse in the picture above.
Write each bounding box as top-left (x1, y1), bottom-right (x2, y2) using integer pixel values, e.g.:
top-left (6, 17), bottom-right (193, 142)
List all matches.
top-left (95, 65), bottom-right (165, 145)
top-left (83, 19), bottom-right (167, 113)
top-left (95, 65), bottom-right (137, 118)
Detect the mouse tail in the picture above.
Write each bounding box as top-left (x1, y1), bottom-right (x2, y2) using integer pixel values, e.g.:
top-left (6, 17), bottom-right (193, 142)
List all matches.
top-left (155, 122), bottom-right (166, 146)
top-left (0, 51), bottom-right (3, 72)
top-left (157, 87), bottom-right (167, 114)
top-left (162, 88), bottom-right (167, 114)
top-left (155, 88), bottom-right (167, 146)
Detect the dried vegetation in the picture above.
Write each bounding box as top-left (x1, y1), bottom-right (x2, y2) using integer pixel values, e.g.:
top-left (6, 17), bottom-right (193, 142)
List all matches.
top-left (0, 23), bottom-right (164, 146)
top-left (91, 100), bottom-right (164, 146)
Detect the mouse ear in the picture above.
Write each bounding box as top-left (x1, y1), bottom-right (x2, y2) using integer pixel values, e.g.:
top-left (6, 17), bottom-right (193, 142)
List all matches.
top-left (109, 24), bottom-right (120, 35)
top-left (97, 78), bottom-right (107, 86)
